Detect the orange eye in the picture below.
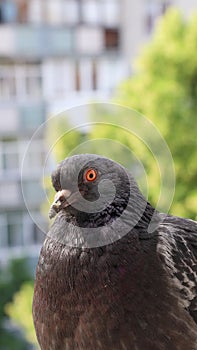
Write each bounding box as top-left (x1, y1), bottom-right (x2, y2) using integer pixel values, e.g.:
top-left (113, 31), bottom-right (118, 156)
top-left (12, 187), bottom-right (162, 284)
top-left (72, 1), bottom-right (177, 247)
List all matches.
top-left (85, 169), bottom-right (97, 182)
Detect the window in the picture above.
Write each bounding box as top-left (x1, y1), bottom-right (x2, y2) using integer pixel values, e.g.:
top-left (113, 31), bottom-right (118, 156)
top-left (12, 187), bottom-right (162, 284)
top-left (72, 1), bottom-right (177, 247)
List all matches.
top-left (0, 140), bottom-right (46, 176)
top-left (42, 59), bottom-right (75, 98)
top-left (16, 64), bottom-right (42, 98)
top-left (43, 58), bottom-right (98, 96)
top-left (104, 28), bottom-right (119, 50)
top-left (28, 0), bottom-right (79, 25)
top-left (2, 147), bottom-right (19, 172)
top-left (25, 66), bottom-right (42, 96)
top-left (21, 139), bottom-right (46, 173)
top-left (78, 59), bottom-right (98, 91)
top-left (28, 0), bottom-right (43, 24)
top-left (0, 182), bottom-right (19, 206)
top-left (7, 213), bottom-right (23, 247)
top-left (17, 0), bottom-right (28, 23)
top-left (101, 0), bottom-right (120, 27)
top-left (0, 0), bottom-right (29, 24)
top-left (0, 1), bottom-right (18, 24)
top-left (0, 141), bottom-right (20, 174)
top-left (81, 0), bottom-right (100, 24)
top-left (62, 0), bottom-right (79, 24)
top-left (0, 66), bottom-right (16, 99)
top-left (0, 64), bottom-right (42, 100)
top-left (0, 211), bottom-right (45, 249)
top-left (46, 0), bottom-right (63, 25)
top-left (97, 58), bottom-right (127, 91)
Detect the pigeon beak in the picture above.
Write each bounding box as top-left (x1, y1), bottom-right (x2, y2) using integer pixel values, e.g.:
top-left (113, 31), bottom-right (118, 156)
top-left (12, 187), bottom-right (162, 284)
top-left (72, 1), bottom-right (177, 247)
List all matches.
top-left (49, 189), bottom-right (73, 219)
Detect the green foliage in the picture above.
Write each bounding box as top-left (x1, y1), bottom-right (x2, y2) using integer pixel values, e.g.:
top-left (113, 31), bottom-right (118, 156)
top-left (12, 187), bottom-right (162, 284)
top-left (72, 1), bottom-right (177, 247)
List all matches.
top-left (0, 258), bottom-right (32, 321)
top-left (46, 114), bottom-right (86, 162)
top-left (0, 258), bottom-right (33, 350)
top-left (5, 282), bottom-right (38, 348)
top-left (116, 8), bottom-right (197, 219)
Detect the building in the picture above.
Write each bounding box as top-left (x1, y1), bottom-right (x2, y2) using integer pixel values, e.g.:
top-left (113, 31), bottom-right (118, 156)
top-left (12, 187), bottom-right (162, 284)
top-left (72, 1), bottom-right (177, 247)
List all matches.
top-left (0, 0), bottom-right (196, 265)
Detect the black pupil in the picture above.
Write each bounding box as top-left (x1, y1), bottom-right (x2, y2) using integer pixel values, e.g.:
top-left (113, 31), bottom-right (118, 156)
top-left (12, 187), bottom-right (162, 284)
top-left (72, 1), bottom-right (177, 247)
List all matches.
top-left (89, 172), bottom-right (94, 178)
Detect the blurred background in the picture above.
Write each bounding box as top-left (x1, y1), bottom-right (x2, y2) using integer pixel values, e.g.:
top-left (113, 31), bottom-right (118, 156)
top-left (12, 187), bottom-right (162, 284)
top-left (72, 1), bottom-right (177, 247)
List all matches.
top-left (0, 0), bottom-right (197, 349)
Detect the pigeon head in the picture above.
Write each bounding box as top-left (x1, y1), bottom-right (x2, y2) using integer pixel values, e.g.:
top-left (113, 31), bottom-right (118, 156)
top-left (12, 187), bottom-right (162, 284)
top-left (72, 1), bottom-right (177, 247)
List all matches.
top-left (49, 154), bottom-right (131, 224)
top-left (49, 154), bottom-right (153, 238)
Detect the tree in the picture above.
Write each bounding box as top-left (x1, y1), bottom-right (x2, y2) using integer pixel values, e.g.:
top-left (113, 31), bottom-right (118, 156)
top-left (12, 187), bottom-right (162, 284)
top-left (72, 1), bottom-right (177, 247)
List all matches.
top-left (5, 282), bottom-right (38, 348)
top-left (0, 258), bottom-right (33, 350)
top-left (116, 8), bottom-right (197, 220)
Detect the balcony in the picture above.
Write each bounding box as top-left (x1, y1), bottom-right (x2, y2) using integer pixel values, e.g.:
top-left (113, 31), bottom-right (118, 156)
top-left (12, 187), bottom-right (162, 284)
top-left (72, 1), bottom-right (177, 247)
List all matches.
top-left (0, 25), bottom-right (73, 58)
top-left (0, 101), bottom-right (46, 135)
top-left (0, 179), bottom-right (44, 209)
top-left (0, 20), bottom-right (121, 59)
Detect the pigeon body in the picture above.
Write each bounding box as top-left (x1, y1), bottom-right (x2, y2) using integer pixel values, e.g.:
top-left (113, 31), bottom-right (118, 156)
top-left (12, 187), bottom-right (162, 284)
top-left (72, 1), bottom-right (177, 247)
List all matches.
top-left (33, 154), bottom-right (197, 350)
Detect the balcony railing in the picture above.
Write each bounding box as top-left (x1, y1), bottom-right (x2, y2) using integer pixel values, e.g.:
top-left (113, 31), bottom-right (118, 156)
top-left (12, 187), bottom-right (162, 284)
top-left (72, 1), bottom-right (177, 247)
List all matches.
top-left (0, 25), bottom-right (74, 58)
top-left (0, 23), bottom-right (120, 58)
top-left (0, 101), bottom-right (46, 135)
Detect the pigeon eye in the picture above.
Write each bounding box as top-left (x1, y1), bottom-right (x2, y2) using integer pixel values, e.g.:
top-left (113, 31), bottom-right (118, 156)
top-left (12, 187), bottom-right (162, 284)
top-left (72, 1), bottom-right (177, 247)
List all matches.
top-left (85, 169), bottom-right (97, 182)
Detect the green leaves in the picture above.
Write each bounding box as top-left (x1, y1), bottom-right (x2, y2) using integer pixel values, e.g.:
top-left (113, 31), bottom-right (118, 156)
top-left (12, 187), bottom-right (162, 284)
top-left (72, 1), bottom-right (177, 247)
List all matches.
top-left (0, 258), bottom-right (33, 350)
top-left (116, 8), bottom-right (197, 220)
top-left (5, 282), bottom-right (38, 348)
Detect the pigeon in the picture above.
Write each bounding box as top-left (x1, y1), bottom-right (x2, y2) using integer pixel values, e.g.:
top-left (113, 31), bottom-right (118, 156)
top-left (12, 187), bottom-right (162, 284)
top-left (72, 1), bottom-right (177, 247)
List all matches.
top-left (32, 154), bottom-right (197, 350)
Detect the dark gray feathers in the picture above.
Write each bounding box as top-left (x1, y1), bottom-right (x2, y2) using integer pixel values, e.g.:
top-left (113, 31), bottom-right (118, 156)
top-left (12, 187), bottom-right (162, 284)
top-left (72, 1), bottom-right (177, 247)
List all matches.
top-left (33, 154), bottom-right (197, 350)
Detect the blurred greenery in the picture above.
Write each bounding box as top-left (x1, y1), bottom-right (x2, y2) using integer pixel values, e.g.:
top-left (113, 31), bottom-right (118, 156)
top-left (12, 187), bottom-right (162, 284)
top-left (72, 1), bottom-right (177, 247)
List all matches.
top-left (0, 258), bottom-right (33, 350)
top-left (46, 116), bottom-right (87, 162)
top-left (6, 7), bottom-right (197, 349)
top-left (116, 8), bottom-right (197, 219)
top-left (5, 282), bottom-right (38, 348)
